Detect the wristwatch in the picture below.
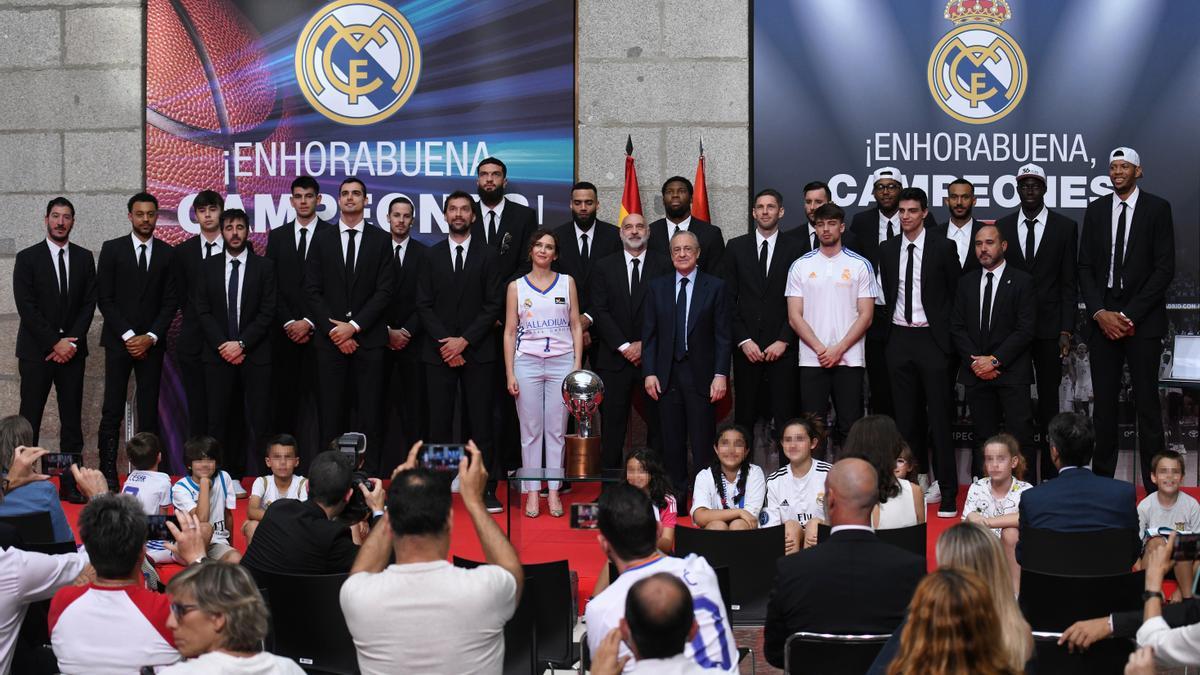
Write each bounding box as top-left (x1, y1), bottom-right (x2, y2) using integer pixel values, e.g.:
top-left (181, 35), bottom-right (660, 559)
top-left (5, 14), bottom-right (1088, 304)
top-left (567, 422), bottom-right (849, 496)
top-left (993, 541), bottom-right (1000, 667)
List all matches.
top-left (1143, 590), bottom-right (1164, 603)
top-left (990, 357), bottom-right (1000, 368)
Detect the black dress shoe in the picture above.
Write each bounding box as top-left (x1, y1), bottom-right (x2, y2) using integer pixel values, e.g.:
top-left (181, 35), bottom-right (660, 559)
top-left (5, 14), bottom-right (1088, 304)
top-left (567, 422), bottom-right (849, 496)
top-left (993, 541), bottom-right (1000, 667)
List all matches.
top-left (65, 486), bottom-right (87, 504)
top-left (483, 491), bottom-right (504, 514)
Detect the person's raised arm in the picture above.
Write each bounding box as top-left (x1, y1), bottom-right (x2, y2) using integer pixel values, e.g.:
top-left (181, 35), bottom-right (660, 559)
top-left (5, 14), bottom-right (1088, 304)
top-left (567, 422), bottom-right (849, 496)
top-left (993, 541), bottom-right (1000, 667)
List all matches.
top-left (460, 440), bottom-right (524, 601)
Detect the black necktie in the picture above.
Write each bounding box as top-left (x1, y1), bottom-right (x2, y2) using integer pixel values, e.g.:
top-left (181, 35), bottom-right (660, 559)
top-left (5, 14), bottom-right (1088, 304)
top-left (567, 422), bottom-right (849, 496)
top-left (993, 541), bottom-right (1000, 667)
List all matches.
top-left (297, 227), bottom-right (308, 261)
top-left (674, 225), bottom-right (682, 238)
top-left (227, 259), bottom-right (241, 339)
top-left (394, 244), bottom-right (403, 273)
top-left (455, 244), bottom-right (464, 275)
top-left (1024, 219), bottom-right (1036, 264)
top-left (488, 212), bottom-right (497, 244)
top-left (904, 243), bottom-right (915, 324)
top-left (759, 240), bottom-right (769, 278)
top-left (57, 249), bottom-right (69, 330)
top-left (138, 243), bottom-right (148, 274)
top-left (580, 233), bottom-right (589, 265)
top-left (344, 229), bottom-right (357, 280)
top-left (205, 241), bottom-right (215, 259)
top-left (1113, 202), bottom-right (1127, 293)
top-left (981, 271), bottom-right (994, 341)
top-left (674, 278), bottom-right (689, 361)
top-left (811, 231), bottom-right (818, 251)
top-left (887, 220), bottom-right (896, 240)
top-left (630, 258), bottom-right (641, 296)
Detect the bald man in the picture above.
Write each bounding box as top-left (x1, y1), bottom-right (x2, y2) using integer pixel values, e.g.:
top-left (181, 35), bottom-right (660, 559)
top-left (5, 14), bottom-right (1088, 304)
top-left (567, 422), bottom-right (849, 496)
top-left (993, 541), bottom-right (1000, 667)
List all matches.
top-left (590, 573), bottom-right (707, 674)
top-left (764, 459), bottom-right (925, 667)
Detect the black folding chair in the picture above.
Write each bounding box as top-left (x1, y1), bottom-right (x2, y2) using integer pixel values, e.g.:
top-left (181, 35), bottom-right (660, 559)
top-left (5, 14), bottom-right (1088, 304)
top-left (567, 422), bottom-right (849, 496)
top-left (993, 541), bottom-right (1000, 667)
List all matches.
top-left (0, 512), bottom-right (55, 544)
top-left (453, 556), bottom-right (540, 675)
top-left (674, 525), bottom-right (785, 625)
top-left (16, 540), bottom-right (77, 555)
top-left (248, 569), bottom-right (358, 674)
top-left (522, 560), bottom-right (577, 672)
top-left (1019, 569), bottom-right (1141, 675)
top-left (875, 523), bottom-right (927, 561)
top-left (783, 631), bottom-right (891, 674)
top-left (1020, 527), bottom-right (1140, 575)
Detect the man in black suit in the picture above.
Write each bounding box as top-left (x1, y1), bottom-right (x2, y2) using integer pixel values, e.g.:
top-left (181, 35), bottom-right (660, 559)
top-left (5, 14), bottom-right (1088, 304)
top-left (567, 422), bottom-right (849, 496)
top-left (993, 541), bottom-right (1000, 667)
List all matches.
top-left (194, 209), bottom-right (277, 477)
top-left (643, 229), bottom-right (732, 491)
top-left (417, 191), bottom-right (505, 512)
top-left (96, 192), bottom-right (177, 488)
top-left (878, 187), bottom-right (961, 517)
top-left (930, 178), bottom-right (981, 274)
top-left (1079, 148), bottom-right (1174, 489)
top-left (173, 190), bottom-right (225, 446)
top-left (722, 188), bottom-right (802, 452)
top-left (382, 196), bottom-right (427, 468)
top-left (303, 177), bottom-right (394, 474)
top-left (551, 181), bottom-right (620, 359)
top-left (591, 213), bottom-right (671, 469)
top-left (847, 168), bottom-right (937, 419)
top-left (266, 176), bottom-right (333, 457)
top-left (950, 225), bottom-right (1036, 476)
top-left (783, 180), bottom-right (860, 255)
top-left (997, 163), bottom-right (1078, 482)
top-left (764, 458), bottom-right (925, 668)
top-left (13, 197), bottom-right (96, 501)
top-left (648, 176), bottom-right (725, 273)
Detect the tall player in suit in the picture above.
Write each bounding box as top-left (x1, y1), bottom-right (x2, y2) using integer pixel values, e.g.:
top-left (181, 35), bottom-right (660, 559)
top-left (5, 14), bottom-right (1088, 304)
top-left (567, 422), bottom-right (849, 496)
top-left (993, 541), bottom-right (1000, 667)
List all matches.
top-left (649, 176), bottom-right (725, 273)
top-left (590, 213), bottom-right (671, 470)
top-left (1078, 148), bottom-right (1175, 490)
top-left (13, 197), bottom-right (96, 501)
top-left (383, 196), bottom-right (428, 468)
top-left (550, 182), bottom-right (620, 361)
top-left (418, 191), bottom-right (505, 511)
top-left (877, 187), bottom-right (961, 517)
top-left (194, 209), bottom-right (277, 476)
top-left (643, 229), bottom-right (732, 491)
top-left (174, 190), bottom-right (225, 444)
top-left (721, 188), bottom-right (803, 452)
top-left (930, 178), bottom-right (982, 275)
top-left (266, 176), bottom-right (333, 458)
top-left (950, 225), bottom-right (1036, 476)
top-left (303, 177), bottom-right (394, 474)
top-left (783, 180), bottom-right (860, 255)
top-left (96, 192), bottom-right (177, 488)
top-left (997, 163), bottom-right (1078, 482)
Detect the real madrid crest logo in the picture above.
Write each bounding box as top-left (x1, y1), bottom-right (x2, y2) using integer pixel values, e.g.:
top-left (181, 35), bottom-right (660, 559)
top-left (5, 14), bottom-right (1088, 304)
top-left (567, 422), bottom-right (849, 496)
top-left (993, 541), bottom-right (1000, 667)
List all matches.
top-left (927, 0), bottom-right (1027, 125)
top-left (295, 0), bottom-right (422, 126)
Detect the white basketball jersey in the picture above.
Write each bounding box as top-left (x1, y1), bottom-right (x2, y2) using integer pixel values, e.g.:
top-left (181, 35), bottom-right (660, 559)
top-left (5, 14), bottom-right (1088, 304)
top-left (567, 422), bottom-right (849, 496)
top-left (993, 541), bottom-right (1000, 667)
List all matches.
top-left (516, 273), bottom-right (573, 357)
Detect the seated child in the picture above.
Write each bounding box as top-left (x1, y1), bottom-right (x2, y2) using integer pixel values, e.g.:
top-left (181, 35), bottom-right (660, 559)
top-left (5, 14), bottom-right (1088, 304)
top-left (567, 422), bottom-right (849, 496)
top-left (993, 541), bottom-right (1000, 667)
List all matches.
top-left (963, 433), bottom-right (1032, 591)
top-left (242, 434), bottom-right (308, 545)
top-left (120, 432), bottom-right (174, 564)
top-left (691, 423), bottom-right (766, 530)
top-left (625, 448), bottom-right (677, 552)
top-left (893, 442), bottom-right (918, 486)
top-left (1137, 449), bottom-right (1200, 600)
top-left (171, 436), bottom-right (241, 563)
top-left (762, 416), bottom-right (831, 553)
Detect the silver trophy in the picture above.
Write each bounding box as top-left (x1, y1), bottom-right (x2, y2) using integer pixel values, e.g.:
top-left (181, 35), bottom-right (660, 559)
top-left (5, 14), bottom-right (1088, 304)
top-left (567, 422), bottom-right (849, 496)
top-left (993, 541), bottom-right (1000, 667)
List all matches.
top-left (562, 370), bottom-right (605, 475)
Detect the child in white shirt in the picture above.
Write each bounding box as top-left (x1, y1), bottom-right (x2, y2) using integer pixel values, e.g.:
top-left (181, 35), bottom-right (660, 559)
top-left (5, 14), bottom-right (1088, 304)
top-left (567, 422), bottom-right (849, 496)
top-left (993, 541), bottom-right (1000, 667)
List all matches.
top-left (121, 432), bottom-right (174, 564)
top-left (691, 423), bottom-right (766, 530)
top-left (1137, 450), bottom-right (1200, 600)
top-left (242, 434), bottom-right (308, 545)
top-left (963, 433), bottom-right (1031, 591)
top-left (762, 416), bottom-right (831, 553)
top-left (171, 436), bottom-right (241, 563)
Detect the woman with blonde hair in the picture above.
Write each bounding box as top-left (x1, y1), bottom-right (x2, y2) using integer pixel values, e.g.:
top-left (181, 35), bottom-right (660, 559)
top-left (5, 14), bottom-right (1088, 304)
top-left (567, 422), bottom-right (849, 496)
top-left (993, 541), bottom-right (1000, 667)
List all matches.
top-left (886, 568), bottom-right (1020, 675)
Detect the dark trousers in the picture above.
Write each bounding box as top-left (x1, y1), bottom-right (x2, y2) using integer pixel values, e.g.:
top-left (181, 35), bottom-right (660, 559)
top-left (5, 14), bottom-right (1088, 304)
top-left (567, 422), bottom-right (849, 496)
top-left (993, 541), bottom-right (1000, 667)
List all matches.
top-left (426, 359), bottom-right (497, 488)
top-left (658, 362), bottom-right (716, 492)
top-left (98, 346), bottom-right (164, 444)
top-left (965, 381), bottom-right (1035, 479)
top-left (384, 348), bottom-right (427, 470)
top-left (1031, 338), bottom-right (1064, 482)
top-left (732, 347), bottom-right (797, 450)
top-left (489, 331), bottom-right (521, 473)
top-left (596, 363), bottom-right (662, 471)
top-left (270, 332), bottom-right (316, 438)
top-left (19, 356), bottom-right (86, 453)
top-left (887, 327), bottom-right (957, 504)
top-left (314, 343), bottom-right (386, 474)
top-left (799, 365), bottom-right (864, 448)
top-left (205, 362), bottom-right (271, 478)
top-left (176, 349), bottom-right (207, 439)
top-left (1088, 329), bottom-right (1164, 491)
top-left (865, 308), bottom-right (894, 416)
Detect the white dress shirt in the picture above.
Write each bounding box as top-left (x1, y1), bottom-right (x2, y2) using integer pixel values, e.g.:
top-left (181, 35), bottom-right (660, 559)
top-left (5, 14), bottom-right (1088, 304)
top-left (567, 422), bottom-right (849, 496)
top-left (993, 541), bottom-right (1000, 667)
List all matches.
top-left (46, 238), bottom-right (70, 289)
top-left (449, 234), bottom-right (473, 267)
top-left (667, 215), bottom-right (693, 236)
top-left (674, 268), bottom-right (697, 352)
top-left (122, 234), bottom-right (159, 343)
top-left (1109, 187), bottom-right (1139, 288)
top-left (754, 228), bottom-right (779, 274)
top-left (617, 250), bottom-right (647, 354)
top-left (877, 211), bottom-right (899, 243)
top-left (481, 199), bottom-right (506, 244)
top-left (224, 250), bottom-right (248, 332)
top-left (293, 218), bottom-right (317, 255)
top-left (392, 237), bottom-right (409, 267)
top-left (945, 219), bottom-right (974, 267)
top-left (893, 228), bottom-right (929, 327)
top-left (198, 234), bottom-right (224, 260)
top-left (338, 220), bottom-right (366, 269)
top-left (574, 223), bottom-right (595, 257)
top-left (978, 260), bottom-right (1006, 329)
top-left (1016, 205), bottom-right (1049, 259)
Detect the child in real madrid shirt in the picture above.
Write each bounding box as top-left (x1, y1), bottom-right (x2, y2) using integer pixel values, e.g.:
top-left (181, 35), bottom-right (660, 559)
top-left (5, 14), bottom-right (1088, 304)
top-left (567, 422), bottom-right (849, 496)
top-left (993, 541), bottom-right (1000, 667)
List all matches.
top-left (243, 435), bottom-right (308, 545)
top-left (171, 436), bottom-right (241, 563)
top-left (762, 416), bottom-right (831, 553)
top-left (120, 432), bottom-right (175, 564)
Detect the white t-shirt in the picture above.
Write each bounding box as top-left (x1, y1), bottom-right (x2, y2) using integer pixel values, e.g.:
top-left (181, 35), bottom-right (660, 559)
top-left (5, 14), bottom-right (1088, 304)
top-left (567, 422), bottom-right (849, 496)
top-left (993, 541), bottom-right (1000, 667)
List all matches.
top-left (159, 650), bottom-right (305, 674)
top-left (961, 477), bottom-right (1032, 536)
top-left (250, 475), bottom-right (309, 508)
top-left (0, 548), bottom-right (88, 674)
top-left (1138, 492), bottom-right (1200, 537)
top-left (50, 583), bottom-right (180, 674)
top-left (340, 560), bottom-right (517, 675)
top-left (122, 470), bottom-right (173, 515)
top-left (784, 248), bottom-right (876, 367)
top-left (690, 465), bottom-right (767, 518)
top-left (172, 472), bottom-right (236, 545)
top-left (515, 273), bottom-right (574, 358)
top-left (761, 460), bottom-right (831, 527)
top-left (584, 554), bottom-right (737, 673)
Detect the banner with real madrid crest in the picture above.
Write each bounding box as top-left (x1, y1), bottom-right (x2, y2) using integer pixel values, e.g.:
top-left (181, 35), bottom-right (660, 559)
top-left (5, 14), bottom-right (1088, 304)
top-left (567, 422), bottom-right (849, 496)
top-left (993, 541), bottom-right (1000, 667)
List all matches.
top-left (754, 0), bottom-right (1200, 464)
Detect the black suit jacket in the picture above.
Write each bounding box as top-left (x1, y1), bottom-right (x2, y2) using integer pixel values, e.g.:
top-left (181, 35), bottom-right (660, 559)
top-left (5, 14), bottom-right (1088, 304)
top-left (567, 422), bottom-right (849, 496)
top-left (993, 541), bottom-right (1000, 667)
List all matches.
top-left (720, 232), bottom-right (804, 348)
top-left (929, 220), bottom-right (983, 275)
top-left (549, 220), bottom-right (620, 317)
top-left (416, 239), bottom-right (503, 365)
top-left (764, 529), bottom-right (925, 667)
top-left (303, 224), bottom-right (394, 349)
top-left (13, 242), bottom-right (97, 360)
top-left (877, 229), bottom-right (961, 355)
top-left (385, 238), bottom-right (427, 337)
top-left (472, 198), bottom-right (538, 285)
top-left (996, 208), bottom-right (1078, 339)
top-left (642, 270), bottom-right (732, 395)
top-left (194, 252), bottom-right (277, 365)
top-left (648, 217), bottom-right (725, 272)
top-left (96, 235), bottom-right (177, 349)
top-left (782, 222), bottom-right (862, 258)
top-left (589, 251), bottom-right (672, 372)
top-left (1078, 190), bottom-right (1174, 337)
top-left (266, 219), bottom-right (334, 327)
top-left (950, 265), bottom-right (1036, 385)
top-left (174, 235), bottom-right (225, 356)
top-left (241, 499), bottom-right (358, 575)
top-left (847, 207), bottom-right (938, 271)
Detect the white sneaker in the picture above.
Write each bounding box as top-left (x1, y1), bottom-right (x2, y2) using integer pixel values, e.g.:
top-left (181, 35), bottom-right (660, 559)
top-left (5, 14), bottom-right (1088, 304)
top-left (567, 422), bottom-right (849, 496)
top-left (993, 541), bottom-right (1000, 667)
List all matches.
top-left (924, 480), bottom-right (942, 504)
top-left (936, 507), bottom-right (958, 519)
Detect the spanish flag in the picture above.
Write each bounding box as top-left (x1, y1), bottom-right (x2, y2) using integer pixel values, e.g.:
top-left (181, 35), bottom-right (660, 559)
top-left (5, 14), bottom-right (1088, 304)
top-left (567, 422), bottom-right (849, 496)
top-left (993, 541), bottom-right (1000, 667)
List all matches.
top-left (692, 136), bottom-right (711, 223)
top-left (618, 135), bottom-right (642, 227)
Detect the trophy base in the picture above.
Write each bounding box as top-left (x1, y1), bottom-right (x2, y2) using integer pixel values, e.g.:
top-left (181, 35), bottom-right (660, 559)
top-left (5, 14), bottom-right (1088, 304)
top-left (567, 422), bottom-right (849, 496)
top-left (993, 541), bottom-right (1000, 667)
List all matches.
top-left (565, 435), bottom-right (602, 477)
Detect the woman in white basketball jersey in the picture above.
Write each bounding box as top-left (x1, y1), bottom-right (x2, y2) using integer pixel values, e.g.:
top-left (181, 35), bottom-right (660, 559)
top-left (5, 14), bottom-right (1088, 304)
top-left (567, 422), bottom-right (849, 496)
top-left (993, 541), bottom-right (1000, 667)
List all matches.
top-left (504, 230), bottom-right (583, 518)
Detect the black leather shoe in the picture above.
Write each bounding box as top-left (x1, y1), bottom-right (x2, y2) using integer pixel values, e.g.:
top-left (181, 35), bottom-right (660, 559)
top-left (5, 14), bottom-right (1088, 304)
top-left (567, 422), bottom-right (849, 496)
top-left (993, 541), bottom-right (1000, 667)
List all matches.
top-left (483, 491), bottom-right (503, 514)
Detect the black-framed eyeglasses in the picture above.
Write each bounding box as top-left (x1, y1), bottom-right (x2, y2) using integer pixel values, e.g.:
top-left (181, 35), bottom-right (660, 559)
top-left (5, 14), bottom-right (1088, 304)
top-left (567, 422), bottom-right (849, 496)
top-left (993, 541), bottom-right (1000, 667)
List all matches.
top-left (170, 602), bottom-right (200, 618)
top-left (874, 183), bottom-right (901, 192)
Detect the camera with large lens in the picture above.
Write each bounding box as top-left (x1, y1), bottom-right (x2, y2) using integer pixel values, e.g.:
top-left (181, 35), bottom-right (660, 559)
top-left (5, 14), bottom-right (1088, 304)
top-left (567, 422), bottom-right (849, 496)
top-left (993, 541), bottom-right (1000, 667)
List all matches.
top-left (336, 433), bottom-right (372, 524)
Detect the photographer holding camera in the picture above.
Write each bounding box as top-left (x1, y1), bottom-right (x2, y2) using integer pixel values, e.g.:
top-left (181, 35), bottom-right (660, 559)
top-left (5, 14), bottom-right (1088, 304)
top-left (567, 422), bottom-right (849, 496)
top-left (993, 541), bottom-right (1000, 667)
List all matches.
top-left (241, 440), bottom-right (397, 576)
